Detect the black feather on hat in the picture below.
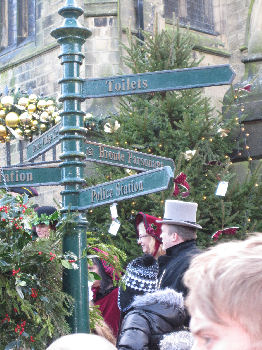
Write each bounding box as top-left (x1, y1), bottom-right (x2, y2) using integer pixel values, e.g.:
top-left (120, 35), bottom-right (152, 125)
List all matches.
top-left (8, 186), bottom-right (38, 198)
top-left (118, 254), bottom-right (159, 313)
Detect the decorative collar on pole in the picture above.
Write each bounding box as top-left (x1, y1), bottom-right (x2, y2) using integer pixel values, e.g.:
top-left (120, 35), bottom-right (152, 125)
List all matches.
top-left (173, 172), bottom-right (190, 198)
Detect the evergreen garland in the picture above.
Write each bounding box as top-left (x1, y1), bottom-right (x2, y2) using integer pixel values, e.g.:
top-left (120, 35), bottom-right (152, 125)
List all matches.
top-left (0, 191), bottom-right (74, 349)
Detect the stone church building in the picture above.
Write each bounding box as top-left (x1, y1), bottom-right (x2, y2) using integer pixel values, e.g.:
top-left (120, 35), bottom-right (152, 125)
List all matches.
top-left (0, 0), bottom-right (260, 204)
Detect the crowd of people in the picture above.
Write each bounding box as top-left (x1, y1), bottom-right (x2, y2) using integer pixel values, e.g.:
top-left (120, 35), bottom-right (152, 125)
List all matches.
top-left (80, 199), bottom-right (262, 350)
top-left (7, 187), bottom-right (262, 349)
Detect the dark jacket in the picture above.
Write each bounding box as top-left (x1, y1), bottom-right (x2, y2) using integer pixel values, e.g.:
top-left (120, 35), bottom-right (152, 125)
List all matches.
top-left (117, 288), bottom-right (186, 350)
top-left (158, 240), bottom-right (201, 296)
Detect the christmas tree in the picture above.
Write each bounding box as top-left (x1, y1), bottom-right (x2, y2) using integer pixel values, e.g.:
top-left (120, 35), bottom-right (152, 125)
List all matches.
top-left (85, 24), bottom-right (262, 261)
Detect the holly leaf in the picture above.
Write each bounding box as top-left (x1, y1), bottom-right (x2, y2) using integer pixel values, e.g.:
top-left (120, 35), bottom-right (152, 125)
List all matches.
top-left (88, 272), bottom-right (101, 282)
top-left (61, 260), bottom-right (73, 269)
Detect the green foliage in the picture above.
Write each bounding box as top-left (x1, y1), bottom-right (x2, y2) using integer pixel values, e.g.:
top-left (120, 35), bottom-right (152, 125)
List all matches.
top-left (0, 192), bottom-right (76, 349)
top-left (32, 211), bottom-right (59, 226)
top-left (85, 237), bottom-right (127, 285)
top-left (85, 24), bottom-right (262, 259)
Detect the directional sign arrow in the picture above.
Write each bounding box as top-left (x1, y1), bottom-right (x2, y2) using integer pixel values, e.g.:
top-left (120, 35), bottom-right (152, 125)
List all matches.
top-left (26, 123), bottom-right (62, 161)
top-left (82, 64), bottom-right (235, 98)
top-left (85, 141), bottom-right (175, 172)
top-left (78, 166), bottom-right (174, 210)
top-left (0, 166), bottom-right (61, 188)
top-left (26, 135), bottom-right (175, 172)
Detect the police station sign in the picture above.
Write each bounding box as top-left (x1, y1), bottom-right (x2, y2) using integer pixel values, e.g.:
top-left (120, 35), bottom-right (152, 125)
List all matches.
top-left (78, 166), bottom-right (174, 209)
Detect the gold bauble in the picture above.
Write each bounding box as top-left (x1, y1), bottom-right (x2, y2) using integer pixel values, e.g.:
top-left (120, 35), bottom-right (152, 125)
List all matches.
top-left (0, 125), bottom-right (7, 137)
top-left (31, 126), bottom-right (38, 132)
top-left (40, 111), bottom-right (50, 122)
top-left (29, 94), bottom-right (37, 102)
top-left (46, 99), bottom-right (54, 106)
top-left (40, 123), bottom-right (47, 131)
top-left (18, 97), bottom-right (29, 106)
top-left (19, 112), bottom-right (32, 124)
top-left (55, 115), bottom-right (61, 124)
top-left (37, 100), bottom-right (47, 110)
top-left (0, 110), bottom-right (6, 119)
top-left (15, 128), bottom-right (23, 136)
top-left (1, 96), bottom-right (14, 107)
top-left (5, 135), bottom-right (11, 142)
top-left (31, 119), bottom-right (38, 127)
top-left (27, 103), bottom-right (36, 113)
top-left (5, 112), bottom-right (19, 128)
top-left (24, 129), bottom-right (32, 136)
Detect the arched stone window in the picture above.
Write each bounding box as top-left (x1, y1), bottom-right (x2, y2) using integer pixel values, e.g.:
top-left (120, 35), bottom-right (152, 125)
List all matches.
top-left (164, 0), bottom-right (215, 35)
top-left (0, 0), bottom-right (35, 53)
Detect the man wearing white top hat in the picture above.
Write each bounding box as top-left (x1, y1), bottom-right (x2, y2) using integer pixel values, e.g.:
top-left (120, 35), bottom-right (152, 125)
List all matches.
top-left (157, 200), bottom-right (202, 297)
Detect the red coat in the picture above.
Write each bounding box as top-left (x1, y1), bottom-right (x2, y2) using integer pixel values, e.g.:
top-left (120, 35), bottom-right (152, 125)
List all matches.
top-left (93, 286), bottom-right (120, 337)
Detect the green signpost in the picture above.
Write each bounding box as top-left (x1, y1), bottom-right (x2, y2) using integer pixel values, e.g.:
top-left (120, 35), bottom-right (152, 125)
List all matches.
top-left (79, 166), bottom-right (173, 210)
top-left (8, 0), bottom-right (234, 335)
top-left (26, 122), bottom-right (62, 161)
top-left (82, 65), bottom-right (235, 98)
top-left (0, 166), bottom-right (61, 188)
top-left (26, 131), bottom-right (175, 171)
top-left (85, 141), bottom-right (175, 171)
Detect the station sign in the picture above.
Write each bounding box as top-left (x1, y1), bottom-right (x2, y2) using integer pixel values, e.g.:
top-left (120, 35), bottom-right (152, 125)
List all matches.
top-left (78, 166), bottom-right (174, 210)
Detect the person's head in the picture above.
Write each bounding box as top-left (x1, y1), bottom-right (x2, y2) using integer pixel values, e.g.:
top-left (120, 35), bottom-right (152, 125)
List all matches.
top-left (46, 333), bottom-right (117, 350)
top-left (35, 206), bottom-right (58, 238)
top-left (157, 200), bottom-right (201, 250)
top-left (183, 233), bottom-right (262, 350)
top-left (118, 254), bottom-right (158, 313)
top-left (160, 224), bottom-right (197, 250)
top-left (135, 212), bottom-right (164, 258)
top-left (88, 247), bottom-right (119, 293)
top-left (89, 257), bottom-right (114, 293)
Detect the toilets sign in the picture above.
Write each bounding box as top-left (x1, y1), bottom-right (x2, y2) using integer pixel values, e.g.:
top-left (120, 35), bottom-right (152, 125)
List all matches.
top-left (82, 65), bottom-right (235, 98)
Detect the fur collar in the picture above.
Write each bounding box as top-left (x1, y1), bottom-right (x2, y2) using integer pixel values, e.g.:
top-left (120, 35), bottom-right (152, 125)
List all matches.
top-left (131, 288), bottom-right (184, 308)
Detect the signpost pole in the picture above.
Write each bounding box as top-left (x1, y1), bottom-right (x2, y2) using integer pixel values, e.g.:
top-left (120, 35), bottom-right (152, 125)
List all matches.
top-left (51, 0), bottom-right (91, 333)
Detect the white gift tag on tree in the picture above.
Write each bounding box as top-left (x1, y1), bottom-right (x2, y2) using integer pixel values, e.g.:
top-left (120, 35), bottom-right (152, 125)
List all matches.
top-left (108, 219), bottom-right (121, 235)
top-left (110, 203), bottom-right (118, 219)
top-left (215, 181), bottom-right (228, 196)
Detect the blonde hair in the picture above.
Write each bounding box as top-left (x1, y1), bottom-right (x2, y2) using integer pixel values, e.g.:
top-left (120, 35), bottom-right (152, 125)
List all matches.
top-left (93, 321), bottom-right (116, 346)
top-left (184, 233), bottom-right (262, 341)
